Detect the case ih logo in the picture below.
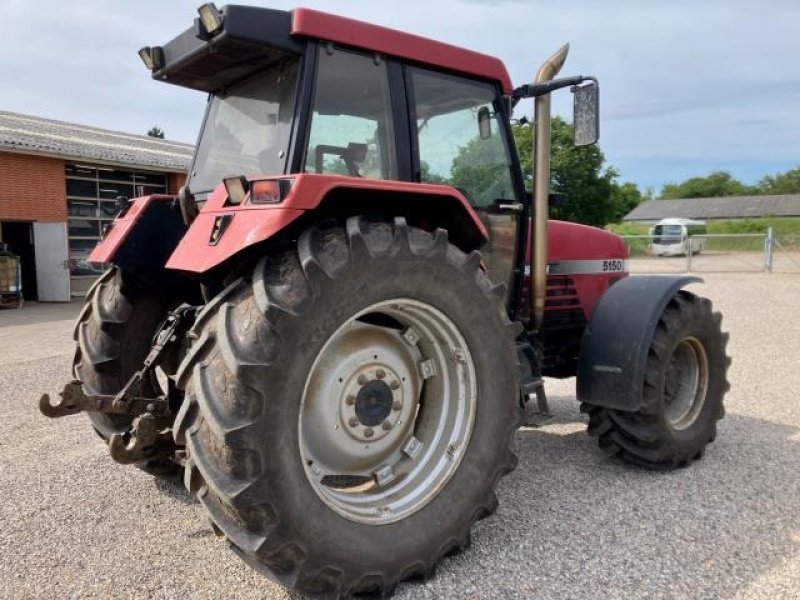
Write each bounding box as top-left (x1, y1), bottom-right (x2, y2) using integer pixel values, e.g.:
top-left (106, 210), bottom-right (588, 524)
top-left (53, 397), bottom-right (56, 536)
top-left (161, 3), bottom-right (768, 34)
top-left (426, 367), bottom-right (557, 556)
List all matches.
top-left (208, 214), bottom-right (232, 246)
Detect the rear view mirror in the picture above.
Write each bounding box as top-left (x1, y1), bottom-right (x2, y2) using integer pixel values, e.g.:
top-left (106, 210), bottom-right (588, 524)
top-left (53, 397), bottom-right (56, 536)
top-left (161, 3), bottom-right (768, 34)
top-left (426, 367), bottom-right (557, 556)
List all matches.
top-left (572, 82), bottom-right (599, 146)
top-left (478, 106), bottom-right (492, 140)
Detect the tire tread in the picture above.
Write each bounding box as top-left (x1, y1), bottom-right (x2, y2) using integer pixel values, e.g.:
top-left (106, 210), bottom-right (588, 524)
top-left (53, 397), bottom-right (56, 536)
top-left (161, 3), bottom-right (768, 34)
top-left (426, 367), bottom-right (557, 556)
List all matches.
top-left (175, 217), bottom-right (521, 596)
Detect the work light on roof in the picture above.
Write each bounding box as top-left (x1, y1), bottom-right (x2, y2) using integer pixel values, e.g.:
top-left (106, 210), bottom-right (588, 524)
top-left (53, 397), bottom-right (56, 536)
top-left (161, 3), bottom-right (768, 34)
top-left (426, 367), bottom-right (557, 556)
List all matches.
top-left (137, 46), bottom-right (164, 71)
top-left (197, 3), bottom-right (224, 36)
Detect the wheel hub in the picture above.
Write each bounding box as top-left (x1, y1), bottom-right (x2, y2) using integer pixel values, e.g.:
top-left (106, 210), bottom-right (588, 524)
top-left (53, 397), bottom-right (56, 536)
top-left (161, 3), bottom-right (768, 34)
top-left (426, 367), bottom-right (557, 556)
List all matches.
top-left (340, 365), bottom-right (405, 443)
top-left (355, 380), bottom-right (393, 426)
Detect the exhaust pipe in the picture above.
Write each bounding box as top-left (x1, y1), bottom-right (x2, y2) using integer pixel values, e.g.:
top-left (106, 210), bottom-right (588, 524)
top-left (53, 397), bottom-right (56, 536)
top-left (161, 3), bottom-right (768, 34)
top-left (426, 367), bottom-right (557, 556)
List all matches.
top-left (532, 43), bottom-right (569, 331)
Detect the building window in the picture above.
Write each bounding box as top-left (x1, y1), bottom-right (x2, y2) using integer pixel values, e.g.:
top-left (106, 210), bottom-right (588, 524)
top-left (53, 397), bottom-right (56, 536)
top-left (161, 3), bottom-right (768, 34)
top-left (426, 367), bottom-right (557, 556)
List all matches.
top-left (65, 163), bottom-right (167, 278)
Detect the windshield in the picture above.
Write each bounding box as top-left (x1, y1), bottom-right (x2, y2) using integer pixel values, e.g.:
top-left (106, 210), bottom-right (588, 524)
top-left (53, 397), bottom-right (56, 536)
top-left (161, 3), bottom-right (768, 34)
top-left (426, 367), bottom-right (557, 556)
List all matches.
top-left (188, 58), bottom-right (300, 194)
top-left (654, 224), bottom-right (684, 244)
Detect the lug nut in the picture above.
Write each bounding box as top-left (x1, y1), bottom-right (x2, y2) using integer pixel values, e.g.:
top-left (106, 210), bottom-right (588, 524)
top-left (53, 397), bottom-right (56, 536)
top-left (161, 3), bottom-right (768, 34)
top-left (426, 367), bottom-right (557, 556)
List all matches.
top-left (392, 400), bottom-right (403, 411)
top-left (382, 420), bottom-right (393, 431)
top-left (376, 369), bottom-right (386, 379)
top-left (357, 374), bottom-right (368, 385)
top-left (345, 394), bottom-right (355, 406)
top-left (364, 428), bottom-right (375, 438)
top-left (348, 417), bottom-right (359, 427)
top-left (389, 380), bottom-right (400, 390)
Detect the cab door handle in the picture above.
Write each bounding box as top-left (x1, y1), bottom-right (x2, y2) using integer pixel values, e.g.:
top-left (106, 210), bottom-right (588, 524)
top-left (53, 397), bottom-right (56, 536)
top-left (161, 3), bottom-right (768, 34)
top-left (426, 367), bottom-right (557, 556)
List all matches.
top-left (497, 202), bottom-right (524, 213)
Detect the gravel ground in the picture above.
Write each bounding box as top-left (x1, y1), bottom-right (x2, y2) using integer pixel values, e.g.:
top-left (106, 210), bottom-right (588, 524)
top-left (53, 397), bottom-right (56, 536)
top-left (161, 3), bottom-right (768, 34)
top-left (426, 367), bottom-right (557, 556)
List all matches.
top-left (1, 273), bottom-right (798, 599)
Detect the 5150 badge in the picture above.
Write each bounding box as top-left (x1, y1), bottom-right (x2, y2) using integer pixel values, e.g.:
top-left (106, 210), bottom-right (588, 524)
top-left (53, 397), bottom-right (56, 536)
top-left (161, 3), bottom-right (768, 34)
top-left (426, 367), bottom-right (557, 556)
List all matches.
top-left (602, 259), bottom-right (625, 272)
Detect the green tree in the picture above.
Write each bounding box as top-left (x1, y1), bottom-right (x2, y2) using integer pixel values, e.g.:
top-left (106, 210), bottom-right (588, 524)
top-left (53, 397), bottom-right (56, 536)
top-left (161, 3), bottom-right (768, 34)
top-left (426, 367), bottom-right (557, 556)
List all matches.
top-left (147, 126), bottom-right (165, 139)
top-left (609, 180), bottom-right (644, 222)
top-left (420, 160), bottom-right (447, 185)
top-left (660, 171), bottom-right (751, 199)
top-left (512, 117), bottom-right (639, 226)
top-left (755, 167), bottom-right (800, 194)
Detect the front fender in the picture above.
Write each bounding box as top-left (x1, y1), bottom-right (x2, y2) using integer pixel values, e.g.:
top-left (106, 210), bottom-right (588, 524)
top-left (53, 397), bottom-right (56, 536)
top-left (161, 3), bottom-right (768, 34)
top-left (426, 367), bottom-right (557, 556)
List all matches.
top-left (576, 275), bottom-right (702, 412)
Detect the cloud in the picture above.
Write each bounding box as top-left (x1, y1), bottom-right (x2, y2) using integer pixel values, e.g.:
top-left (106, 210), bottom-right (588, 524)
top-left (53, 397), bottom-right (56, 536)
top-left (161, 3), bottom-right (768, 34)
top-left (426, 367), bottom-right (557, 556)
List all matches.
top-left (604, 79), bottom-right (800, 121)
top-left (4, 0), bottom-right (800, 191)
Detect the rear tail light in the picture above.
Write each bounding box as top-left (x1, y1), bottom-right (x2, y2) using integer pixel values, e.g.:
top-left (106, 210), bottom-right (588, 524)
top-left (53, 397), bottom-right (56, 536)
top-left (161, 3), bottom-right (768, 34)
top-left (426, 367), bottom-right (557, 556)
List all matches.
top-left (251, 179), bottom-right (293, 204)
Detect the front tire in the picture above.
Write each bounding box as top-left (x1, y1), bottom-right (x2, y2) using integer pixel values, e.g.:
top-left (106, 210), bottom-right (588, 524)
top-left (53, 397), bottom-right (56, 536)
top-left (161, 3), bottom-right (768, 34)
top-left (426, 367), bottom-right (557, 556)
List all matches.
top-left (174, 217), bottom-right (520, 596)
top-left (583, 291), bottom-right (730, 470)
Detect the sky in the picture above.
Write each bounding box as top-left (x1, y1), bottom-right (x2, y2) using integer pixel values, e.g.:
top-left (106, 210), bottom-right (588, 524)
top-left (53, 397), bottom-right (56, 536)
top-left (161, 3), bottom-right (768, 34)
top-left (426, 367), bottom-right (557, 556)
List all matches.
top-left (4, 0), bottom-right (800, 193)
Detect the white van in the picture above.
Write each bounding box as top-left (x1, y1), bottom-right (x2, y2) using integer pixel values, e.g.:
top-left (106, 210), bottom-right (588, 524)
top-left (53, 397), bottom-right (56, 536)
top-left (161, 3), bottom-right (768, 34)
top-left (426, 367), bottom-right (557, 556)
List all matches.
top-left (649, 218), bottom-right (707, 256)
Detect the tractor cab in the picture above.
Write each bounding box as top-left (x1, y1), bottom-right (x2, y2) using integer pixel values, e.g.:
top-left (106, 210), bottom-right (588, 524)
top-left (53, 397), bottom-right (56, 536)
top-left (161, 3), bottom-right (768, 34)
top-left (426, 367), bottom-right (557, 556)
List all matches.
top-left (147, 5), bottom-right (532, 290)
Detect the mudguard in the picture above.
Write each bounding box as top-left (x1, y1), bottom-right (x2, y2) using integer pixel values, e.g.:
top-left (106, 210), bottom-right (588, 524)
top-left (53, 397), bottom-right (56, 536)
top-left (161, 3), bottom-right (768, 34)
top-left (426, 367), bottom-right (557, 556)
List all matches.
top-left (89, 195), bottom-right (188, 289)
top-left (576, 275), bottom-right (702, 412)
top-left (165, 174), bottom-right (488, 275)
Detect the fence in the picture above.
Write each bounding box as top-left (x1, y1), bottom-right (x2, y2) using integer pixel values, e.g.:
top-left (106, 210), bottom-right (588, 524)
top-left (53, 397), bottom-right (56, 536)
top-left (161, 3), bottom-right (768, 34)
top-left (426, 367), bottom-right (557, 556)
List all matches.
top-left (620, 228), bottom-right (800, 274)
top-left (771, 234), bottom-right (800, 273)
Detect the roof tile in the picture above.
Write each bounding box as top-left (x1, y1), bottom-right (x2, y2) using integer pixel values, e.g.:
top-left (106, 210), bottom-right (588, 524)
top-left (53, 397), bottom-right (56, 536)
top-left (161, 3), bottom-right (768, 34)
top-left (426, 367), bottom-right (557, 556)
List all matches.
top-left (624, 195), bottom-right (800, 221)
top-left (0, 111), bottom-right (193, 172)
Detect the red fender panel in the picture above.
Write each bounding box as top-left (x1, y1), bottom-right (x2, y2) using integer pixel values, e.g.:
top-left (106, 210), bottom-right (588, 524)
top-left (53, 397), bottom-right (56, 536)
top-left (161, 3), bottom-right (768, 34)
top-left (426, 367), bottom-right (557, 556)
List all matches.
top-left (165, 174), bottom-right (487, 275)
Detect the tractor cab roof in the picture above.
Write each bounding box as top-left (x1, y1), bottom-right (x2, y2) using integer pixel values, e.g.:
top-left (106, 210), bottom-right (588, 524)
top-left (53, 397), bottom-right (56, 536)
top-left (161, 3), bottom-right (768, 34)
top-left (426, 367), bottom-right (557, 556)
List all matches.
top-left (151, 5), bottom-right (513, 95)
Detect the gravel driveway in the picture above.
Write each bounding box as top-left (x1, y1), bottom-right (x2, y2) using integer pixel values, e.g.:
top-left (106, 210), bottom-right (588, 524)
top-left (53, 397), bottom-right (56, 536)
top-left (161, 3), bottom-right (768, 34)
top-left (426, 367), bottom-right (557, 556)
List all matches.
top-left (1, 273), bottom-right (798, 599)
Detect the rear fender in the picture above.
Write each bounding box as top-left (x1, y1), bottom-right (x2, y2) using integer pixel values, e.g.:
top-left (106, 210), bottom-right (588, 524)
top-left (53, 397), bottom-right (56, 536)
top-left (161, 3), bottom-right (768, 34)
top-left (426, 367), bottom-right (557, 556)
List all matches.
top-left (576, 275), bottom-right (702, 412)
top-left (165, 174), bottom-right (488, 275)
top-left (89, 195), bottom-right (189, 290)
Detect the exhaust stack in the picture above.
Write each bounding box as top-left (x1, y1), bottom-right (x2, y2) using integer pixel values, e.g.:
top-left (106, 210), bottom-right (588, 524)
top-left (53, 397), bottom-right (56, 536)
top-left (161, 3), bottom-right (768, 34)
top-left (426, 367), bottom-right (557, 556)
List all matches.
top-left (531, 43), bottom-right (569, 331)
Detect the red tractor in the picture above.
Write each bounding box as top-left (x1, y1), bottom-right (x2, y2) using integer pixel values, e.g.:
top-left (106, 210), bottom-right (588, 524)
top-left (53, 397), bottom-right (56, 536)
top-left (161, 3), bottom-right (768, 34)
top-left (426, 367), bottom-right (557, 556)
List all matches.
top-left (41, 4), bottom-right (730, 597)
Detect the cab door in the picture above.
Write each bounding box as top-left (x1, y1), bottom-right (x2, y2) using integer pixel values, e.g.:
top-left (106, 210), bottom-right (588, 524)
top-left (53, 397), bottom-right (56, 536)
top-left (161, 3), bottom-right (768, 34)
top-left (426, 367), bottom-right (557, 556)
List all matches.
top-left (406, 67), bottom-right (524, 291)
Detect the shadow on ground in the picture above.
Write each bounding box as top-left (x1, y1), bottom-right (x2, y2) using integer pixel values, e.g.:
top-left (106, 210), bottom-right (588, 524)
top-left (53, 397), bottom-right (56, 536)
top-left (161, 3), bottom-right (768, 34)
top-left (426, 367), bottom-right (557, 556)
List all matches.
top-left (148, 392), bottom-right (800, 598)
top-left (439, 406), bottom-right (800, 599)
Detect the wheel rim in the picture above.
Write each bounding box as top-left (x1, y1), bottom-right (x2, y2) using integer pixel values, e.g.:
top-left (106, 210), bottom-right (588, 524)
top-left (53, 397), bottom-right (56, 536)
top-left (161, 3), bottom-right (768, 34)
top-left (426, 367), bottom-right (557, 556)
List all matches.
top-left (299, 298), bottom-right (477, 525)
top-left (663, 336), bottom-right (709, 430)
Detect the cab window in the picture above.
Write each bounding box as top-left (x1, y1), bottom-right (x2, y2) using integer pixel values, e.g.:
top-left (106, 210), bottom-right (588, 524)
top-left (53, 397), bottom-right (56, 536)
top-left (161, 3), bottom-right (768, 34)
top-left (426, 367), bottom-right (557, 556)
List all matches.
top-left (408, 68), bottom-right (515, 208)
top-left (304, 48), bottom-right (397, 179)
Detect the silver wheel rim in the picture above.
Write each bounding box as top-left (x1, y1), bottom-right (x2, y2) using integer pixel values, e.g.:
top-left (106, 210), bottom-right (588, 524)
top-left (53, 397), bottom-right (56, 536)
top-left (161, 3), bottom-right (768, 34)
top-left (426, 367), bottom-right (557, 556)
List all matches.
top-left (664, 336), bottom-right (709, 430)
top-left (299, 298), bottom-right (477, 525)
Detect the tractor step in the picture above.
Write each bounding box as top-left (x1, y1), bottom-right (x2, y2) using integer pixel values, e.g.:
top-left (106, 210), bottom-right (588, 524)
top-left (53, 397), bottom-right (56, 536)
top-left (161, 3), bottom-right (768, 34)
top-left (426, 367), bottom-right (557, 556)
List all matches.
top-left (516, 337), bottom-right (553, 426)
top-left (524, 386), bottom-right (554, 427)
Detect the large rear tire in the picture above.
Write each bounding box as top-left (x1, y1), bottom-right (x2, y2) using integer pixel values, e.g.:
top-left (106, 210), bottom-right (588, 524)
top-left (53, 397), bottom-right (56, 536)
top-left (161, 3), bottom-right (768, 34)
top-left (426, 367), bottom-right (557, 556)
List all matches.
top-left (582, 291), bottom-right (730, 470)
top-left (174, 217), bottom-right (521, 596)
top-left (73, 267), bottom-right (180, 479)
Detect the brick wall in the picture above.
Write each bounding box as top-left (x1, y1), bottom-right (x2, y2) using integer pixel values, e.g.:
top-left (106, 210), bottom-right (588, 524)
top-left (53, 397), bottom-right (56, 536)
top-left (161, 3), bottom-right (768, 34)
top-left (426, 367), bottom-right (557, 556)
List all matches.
top-left (0, 152), bottom-right (66, 221)
top-left (167, 171), bottom-right (187, 195)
